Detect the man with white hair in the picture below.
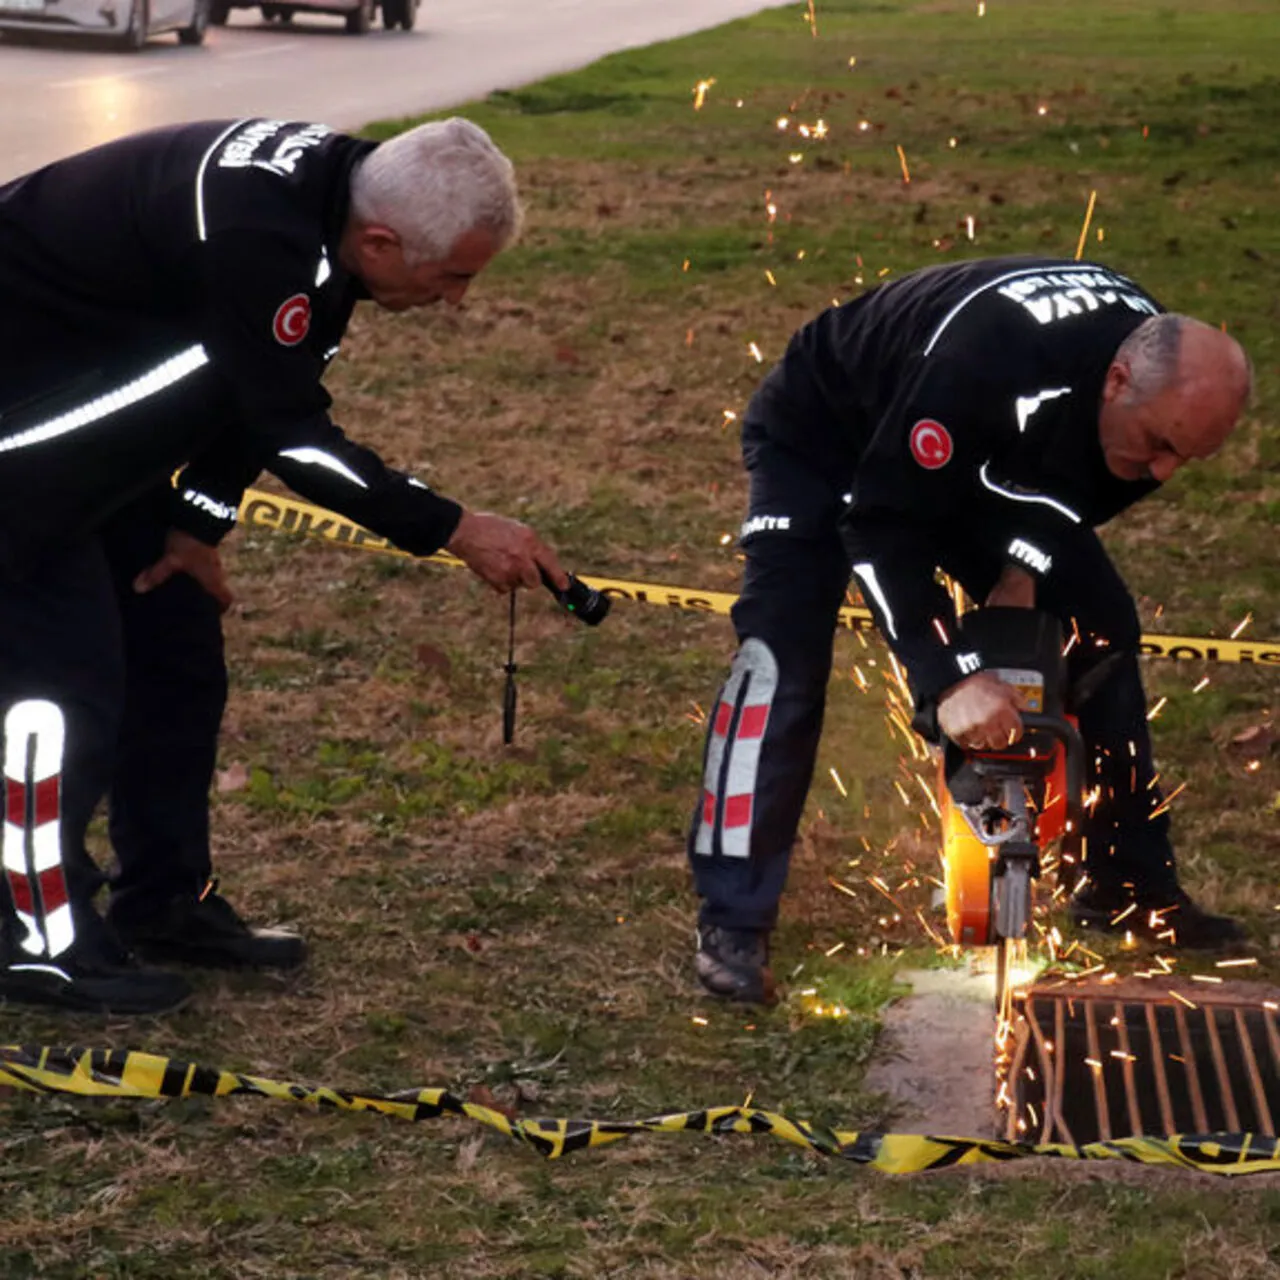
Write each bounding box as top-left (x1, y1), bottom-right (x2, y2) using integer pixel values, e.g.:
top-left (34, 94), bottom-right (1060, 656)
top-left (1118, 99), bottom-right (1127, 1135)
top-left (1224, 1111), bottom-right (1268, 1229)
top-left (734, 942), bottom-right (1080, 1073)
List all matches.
top-left (688, 256), bottom-right (1252, 1005)
top-left (0, 117), bottom-right (563, 1013)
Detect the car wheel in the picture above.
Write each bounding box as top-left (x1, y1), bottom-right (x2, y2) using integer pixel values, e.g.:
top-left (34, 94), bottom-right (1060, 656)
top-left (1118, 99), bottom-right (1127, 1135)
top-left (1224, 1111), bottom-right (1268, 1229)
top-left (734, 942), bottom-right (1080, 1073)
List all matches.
top-left (207, 0), bottom-right (229, 22)
top-left (343, 0), bottom-right (371, 33)
top-left (116, 0), bottom-right (147, 49)
top-left (178, 0), bottom-right (207, 43)
top-left (379, 0), bottom-right (400, 28)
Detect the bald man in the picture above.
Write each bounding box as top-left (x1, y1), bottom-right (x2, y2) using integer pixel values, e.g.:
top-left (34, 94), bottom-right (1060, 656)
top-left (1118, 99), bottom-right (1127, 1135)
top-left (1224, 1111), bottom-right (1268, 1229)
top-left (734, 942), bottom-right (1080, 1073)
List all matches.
top-left (688, 258), bottom-right (1251, 1005)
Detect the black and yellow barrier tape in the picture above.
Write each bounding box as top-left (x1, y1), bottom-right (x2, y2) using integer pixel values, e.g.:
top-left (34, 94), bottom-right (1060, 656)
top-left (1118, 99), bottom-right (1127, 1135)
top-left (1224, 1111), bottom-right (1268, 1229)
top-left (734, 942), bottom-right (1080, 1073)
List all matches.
top-left (3, 1044), bottom-right (1279, 1175)
top-left (240, 488), bottom-right (1280, 666)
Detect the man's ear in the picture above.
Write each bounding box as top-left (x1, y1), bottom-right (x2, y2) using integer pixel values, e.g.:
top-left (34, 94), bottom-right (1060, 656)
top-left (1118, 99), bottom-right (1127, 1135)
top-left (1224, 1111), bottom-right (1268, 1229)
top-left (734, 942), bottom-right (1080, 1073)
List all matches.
top-left (353, 222), bottom-right (402, 265)
top-left (1101, 358), bottom-right (1130, 405)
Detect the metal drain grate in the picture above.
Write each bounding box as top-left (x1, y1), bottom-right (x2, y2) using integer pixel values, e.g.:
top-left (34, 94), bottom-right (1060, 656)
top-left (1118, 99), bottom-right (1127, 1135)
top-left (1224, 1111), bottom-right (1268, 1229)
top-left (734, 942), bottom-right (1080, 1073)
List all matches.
top-left (1006, 982), bottom-right (1280, 1144)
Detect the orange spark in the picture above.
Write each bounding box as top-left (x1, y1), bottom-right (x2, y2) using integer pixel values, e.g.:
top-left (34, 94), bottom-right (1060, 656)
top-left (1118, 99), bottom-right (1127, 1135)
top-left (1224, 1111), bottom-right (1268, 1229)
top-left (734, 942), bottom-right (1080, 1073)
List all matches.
top-left (1074, 189), bottom-right (1098, 262)
top-left (1149, 781), bottom-right (1188, 819)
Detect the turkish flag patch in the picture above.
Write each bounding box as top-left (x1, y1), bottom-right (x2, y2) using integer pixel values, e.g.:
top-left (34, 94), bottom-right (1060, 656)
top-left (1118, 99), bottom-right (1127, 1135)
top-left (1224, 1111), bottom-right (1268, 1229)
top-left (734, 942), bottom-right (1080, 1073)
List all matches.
top-left (272, 293), bottom-right (312, 346)
top-left (909, 418), bottom-right (953, 469)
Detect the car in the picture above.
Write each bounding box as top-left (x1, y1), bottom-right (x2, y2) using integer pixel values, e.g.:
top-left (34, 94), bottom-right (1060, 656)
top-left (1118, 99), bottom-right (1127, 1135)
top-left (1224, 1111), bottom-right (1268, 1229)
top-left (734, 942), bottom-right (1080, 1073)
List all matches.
top-left (208, 0), bottom-right (417, 33)
top-left (0, 0), bottom-right (207, 48)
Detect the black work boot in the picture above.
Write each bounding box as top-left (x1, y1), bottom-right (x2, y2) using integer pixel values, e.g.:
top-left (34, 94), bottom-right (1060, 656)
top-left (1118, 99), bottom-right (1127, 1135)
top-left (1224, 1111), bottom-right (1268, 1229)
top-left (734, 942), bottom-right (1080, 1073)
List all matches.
top-left (1071, 881), bottom-right (1245, 951)
top-left (695, 925), bottom-right (777, 1005)
top-left (111, 881), bottom-right (306, 971)
top-left (0, 910), bottom-right (192, 1015)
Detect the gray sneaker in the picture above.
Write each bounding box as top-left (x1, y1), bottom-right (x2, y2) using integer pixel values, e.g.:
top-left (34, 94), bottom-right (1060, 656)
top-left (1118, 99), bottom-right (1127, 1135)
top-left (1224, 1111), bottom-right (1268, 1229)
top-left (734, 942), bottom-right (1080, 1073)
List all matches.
top-left (695, 925), bottom-right (777, 1005)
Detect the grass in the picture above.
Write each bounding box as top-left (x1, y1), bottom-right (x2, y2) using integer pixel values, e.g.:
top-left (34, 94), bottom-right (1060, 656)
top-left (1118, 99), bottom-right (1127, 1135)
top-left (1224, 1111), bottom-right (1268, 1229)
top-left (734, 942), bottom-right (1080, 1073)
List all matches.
top-left (4, 0), bottom-right (1280, 1275)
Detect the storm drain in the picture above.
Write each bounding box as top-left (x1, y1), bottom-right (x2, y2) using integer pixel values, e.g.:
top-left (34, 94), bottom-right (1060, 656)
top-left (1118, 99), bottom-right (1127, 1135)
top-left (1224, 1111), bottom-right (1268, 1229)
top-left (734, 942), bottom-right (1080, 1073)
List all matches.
top-left (1006, 982), bottom-right (1280, 1144)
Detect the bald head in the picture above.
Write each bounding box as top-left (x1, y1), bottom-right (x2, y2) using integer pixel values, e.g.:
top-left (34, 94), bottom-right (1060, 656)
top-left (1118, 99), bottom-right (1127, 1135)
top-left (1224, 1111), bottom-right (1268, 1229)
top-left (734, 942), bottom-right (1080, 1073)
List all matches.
top-left (1098, 314), bottom-right (1251, 482)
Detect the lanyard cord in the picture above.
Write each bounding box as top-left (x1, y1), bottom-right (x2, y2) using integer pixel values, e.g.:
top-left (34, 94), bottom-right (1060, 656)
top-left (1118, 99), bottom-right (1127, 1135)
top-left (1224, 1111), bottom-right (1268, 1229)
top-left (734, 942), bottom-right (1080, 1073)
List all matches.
top-left (502, 591), bottom-right (518, 745)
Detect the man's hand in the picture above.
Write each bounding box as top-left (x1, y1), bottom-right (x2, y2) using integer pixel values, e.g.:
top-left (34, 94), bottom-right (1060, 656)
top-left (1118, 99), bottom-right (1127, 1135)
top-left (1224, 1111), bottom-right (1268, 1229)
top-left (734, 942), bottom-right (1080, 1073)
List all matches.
top-left (134, 529), bottom-right (234, 613)
top-left (446, 510), bottom-right (568, 593)
top-left (937, 671), bottom-right (1026, 752)
top-left (984, 565), bottom-right (1036, 609)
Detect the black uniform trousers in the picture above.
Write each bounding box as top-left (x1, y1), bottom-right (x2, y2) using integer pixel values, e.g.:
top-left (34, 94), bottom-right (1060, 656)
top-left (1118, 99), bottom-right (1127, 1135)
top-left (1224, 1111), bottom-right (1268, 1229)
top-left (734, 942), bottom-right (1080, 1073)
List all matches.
top-left (687, 422), bottom-right (1176, 934)
top-left (102, 488), bottom-right (228, 924)
top-left (0, 487), bottom-right (226, 955)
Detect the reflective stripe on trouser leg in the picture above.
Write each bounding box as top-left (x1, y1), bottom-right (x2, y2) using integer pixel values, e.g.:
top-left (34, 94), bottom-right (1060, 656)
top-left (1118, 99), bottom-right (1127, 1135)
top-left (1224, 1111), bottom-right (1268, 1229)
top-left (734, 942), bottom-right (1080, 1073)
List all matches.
top-left (694, 638), bottom-right (779, 859)
top-left (3, 699), bottom-right (73, 958)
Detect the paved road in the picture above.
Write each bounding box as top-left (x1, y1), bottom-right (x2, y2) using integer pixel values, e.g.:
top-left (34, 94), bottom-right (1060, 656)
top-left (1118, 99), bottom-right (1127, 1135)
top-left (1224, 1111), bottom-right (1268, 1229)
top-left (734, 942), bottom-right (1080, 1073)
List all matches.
top-left (0, 0), bottom-right (777, 178)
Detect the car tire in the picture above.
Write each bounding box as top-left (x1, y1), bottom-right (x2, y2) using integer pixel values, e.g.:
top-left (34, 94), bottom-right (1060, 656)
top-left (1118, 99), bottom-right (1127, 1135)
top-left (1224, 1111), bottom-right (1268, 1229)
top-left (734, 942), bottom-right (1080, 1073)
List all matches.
top-left (394, 0), bottom-right (416, 28)
top-left (116, 0), bottom-right (148, 49)
top-left (207, 0), bottom-right (229, 22)
top-left (379, 0), bottom-right (400, 27)
top-left (343, 0), bottom-right (371, 33)
top-left (178, 0), bottom-right (207, 43)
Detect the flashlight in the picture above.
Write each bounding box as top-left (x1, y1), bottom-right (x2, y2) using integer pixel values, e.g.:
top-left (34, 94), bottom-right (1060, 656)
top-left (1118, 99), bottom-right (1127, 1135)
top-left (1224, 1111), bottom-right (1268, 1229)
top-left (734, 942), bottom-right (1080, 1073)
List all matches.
top-left (539, 567), bottom-right (611, 626)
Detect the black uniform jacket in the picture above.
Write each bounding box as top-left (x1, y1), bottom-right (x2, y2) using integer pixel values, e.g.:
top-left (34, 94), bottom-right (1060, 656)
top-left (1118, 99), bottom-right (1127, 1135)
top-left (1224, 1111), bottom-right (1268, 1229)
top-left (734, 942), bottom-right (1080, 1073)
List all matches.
top-left (752, 256), bottom-right (1163, 704)
top-left (0, 118), bottom-right (463, 570)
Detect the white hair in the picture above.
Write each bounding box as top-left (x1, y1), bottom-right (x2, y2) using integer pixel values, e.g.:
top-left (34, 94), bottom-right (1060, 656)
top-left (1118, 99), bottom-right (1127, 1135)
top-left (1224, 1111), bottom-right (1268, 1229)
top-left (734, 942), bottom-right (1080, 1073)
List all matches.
top-left (349, 117), bottom-right (523, 264)
top-left (1115, 314), bottom-right (1185, 401)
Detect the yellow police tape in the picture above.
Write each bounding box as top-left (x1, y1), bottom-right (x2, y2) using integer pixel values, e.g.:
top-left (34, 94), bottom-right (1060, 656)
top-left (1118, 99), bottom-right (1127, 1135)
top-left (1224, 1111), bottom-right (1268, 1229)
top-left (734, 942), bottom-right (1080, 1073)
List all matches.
top-left (2, 1044), bottom-right (1278, 1175)
top-left (240, 489), bottom-right (1280, 667)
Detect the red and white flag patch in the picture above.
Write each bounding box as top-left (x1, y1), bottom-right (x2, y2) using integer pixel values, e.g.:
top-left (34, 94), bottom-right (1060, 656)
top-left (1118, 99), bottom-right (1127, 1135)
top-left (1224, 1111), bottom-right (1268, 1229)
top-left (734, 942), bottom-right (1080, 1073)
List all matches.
top-left (272, 293), bottom-right (312, 346)
top-left (909, 418), bottom-right (953, 470)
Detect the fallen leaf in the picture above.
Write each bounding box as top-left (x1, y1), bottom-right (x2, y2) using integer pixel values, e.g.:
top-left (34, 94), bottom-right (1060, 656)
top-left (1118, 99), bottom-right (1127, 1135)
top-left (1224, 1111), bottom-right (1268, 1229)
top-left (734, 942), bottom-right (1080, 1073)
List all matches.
top-left (1228, 724), bottom-right (1274, 757)
top-left (215, 762), bottom-right (250, 793)
top-left (466, 1084), bottom-right (518, 1121)
top-left (455, 1132), bottom-right (485, 1171)
top-left (415, 643), bottom-right (451, 676)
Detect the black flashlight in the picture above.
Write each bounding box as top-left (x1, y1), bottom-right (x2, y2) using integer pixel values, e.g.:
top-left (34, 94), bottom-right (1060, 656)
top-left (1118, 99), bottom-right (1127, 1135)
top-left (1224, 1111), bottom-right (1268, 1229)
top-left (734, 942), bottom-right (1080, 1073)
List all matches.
top-left (539, 568), bottom-right (611, 626)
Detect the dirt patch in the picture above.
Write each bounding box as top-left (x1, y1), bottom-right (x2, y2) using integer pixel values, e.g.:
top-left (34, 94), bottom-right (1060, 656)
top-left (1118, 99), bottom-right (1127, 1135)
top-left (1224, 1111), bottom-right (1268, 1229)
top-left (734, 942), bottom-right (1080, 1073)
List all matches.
top-left (864, 964), bottom-right (999, 1137)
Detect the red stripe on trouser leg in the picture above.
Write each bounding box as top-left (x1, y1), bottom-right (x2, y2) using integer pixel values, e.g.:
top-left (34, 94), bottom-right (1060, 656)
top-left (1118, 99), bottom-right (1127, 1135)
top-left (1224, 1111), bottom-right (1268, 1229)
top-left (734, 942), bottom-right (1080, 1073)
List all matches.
top-left (37, 865), bottom-right (69, 914)
top-left (737, 704), bottom-right (768, 739)
top-left (702, 790), bottom-right (716, 825)
top-left (713, 701), bottom-right (733, 737)
top-left (33, 776), bottom-right (59, 828)
top-left (5, 778), bottom-right (24, 825)
top-left (723, 794), bottom-right (752, 828)
top-left (8, 872), bottom-right (34, 915)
